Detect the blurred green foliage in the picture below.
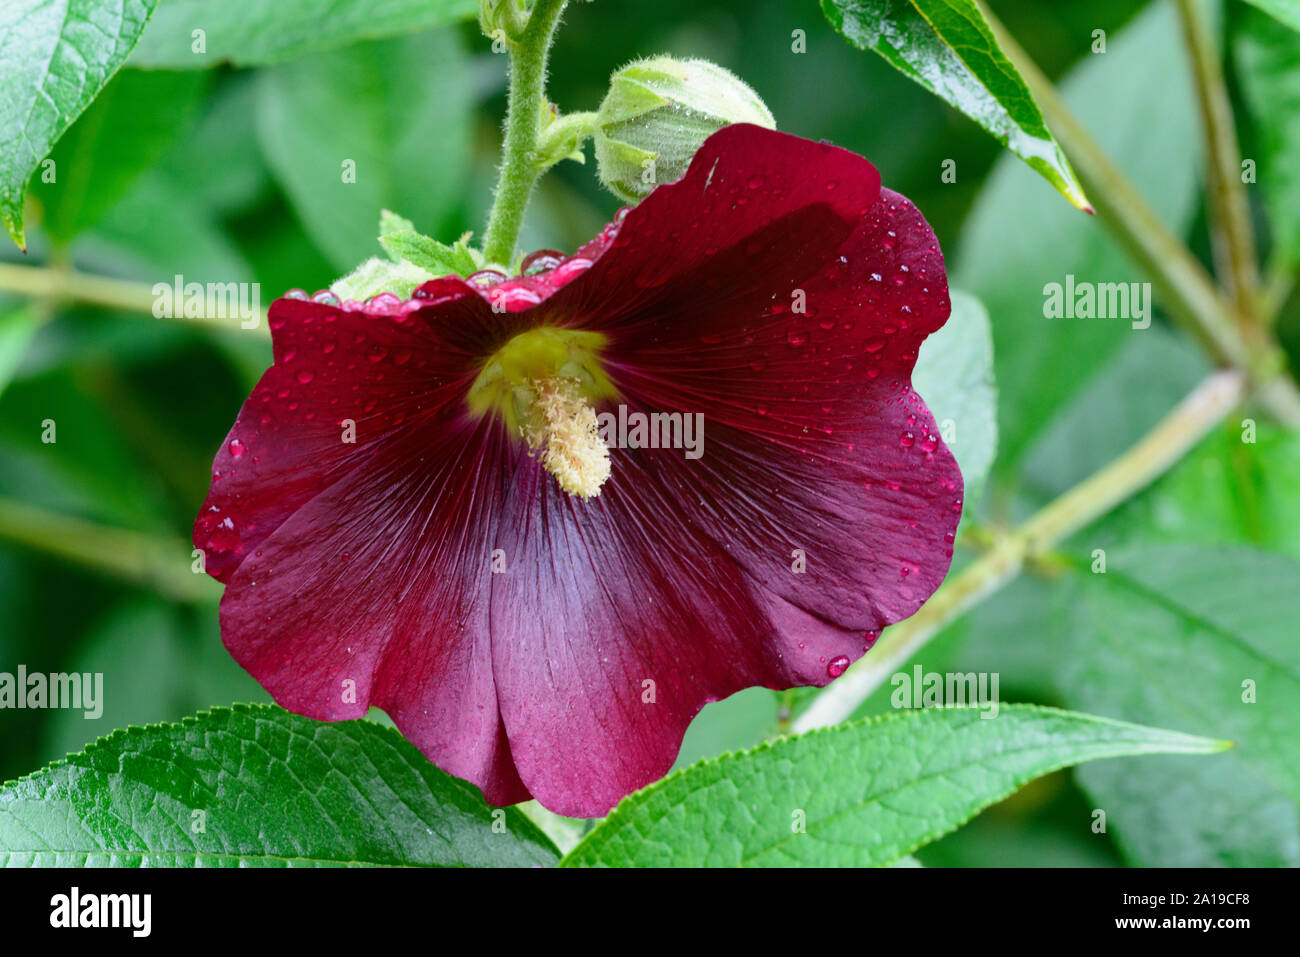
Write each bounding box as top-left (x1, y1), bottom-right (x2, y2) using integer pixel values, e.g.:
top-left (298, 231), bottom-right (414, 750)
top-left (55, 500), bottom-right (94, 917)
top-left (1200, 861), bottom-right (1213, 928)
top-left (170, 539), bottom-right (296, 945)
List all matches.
top-left (1, 0), bottom-right (1298, 867)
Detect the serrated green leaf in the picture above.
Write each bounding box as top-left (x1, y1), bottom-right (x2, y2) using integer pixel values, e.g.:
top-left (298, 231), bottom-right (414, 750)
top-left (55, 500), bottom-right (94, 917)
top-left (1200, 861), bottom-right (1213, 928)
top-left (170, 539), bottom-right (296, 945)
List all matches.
top-left (912, 289), bottom-right (997, 508)
top-left (821, 0), bottom-right (1088, 209)
top-left (380, 229), bottom-right (479, 276)
top-left (560, 705), bottom-right (1226, 867)
top-left (0, 0), bottom-right (158, 249)
top-left (129, 0), bottom-right (479, 68)
top-left (0, 704), bottom-right (559, 867)
top-left (954, 0), bottom-right (1200, 471)
top-left (256, 30), bottom-right (471, 272)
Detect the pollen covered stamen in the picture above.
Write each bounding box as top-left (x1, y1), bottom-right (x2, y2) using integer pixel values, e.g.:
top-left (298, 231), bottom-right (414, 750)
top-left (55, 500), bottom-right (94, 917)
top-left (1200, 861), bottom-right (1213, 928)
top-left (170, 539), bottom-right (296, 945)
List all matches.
top-left (523, 376), bottom-right (611, 499)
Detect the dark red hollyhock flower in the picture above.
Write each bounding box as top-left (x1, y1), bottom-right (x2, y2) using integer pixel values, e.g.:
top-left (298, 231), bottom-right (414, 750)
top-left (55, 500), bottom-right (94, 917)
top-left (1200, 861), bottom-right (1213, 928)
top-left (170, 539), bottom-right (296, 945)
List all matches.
top-left (194, 124), bottom-right (962, 817)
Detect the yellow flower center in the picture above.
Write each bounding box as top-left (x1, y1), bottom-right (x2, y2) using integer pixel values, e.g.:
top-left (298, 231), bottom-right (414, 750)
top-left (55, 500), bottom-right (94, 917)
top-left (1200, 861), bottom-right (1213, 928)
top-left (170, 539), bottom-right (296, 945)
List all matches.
top-left (468, 327), bottom-right (616, 499)
top-left (523, 377), bottom-right (611, 498)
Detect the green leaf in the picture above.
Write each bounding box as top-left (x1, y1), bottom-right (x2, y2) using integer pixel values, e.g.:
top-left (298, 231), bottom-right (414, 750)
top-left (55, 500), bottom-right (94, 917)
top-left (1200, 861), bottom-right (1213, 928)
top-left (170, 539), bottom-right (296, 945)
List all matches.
top-left (963, 403), bottom-right (1300, 718)
top-left (0, 704), bottom-right (559, 867)
top-left (38, 600), bottom-right (268, 766)
top-left (158, 75), bottom-right (271, 217)
top-left (91, 170), bottom-right (254, 285)
top-left (1056, 545), bottom-right (1300, 866)
top-left (1103, 424), bottom-right (1300, 561)
top-left (0, 0), bottom-right (158, 249)
top-left (560, 705), bottom-right (1226, 867)
top-left (821, 0), bottom-right (1088, 209)
top-left (954, 0), bottom-right (1200, 471)
top-left (0, 306), bottom-right (41, 400)
top-left (32, 69), bottom-right (207, 244)
top-left (380, 228), bottom-right (480, 277)
top-left (0, 369), bottom-right (174, 531)
top-left (1237, 7), bottom-right (1300, 267)
top-left (912, 289), bottom-right (997, 508)
top-left (1241, 0), bottom-right (1300, 34)
top-left (1019, 326), bottom-right (1209, 500)
top-left (379, 208), bottom-right (418, 238)
top-left (130, 0), bottom-right (478, 68)
top-left (256, 30), bottom-right (472, 272)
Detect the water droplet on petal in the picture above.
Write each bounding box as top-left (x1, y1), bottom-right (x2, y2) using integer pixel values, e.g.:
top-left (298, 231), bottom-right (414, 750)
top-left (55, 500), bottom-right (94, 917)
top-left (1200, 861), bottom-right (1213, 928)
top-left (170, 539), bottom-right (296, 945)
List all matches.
top-left (521, 249), bottom-right (565, 275)
top-left (467, 269), bottom-right (507, 288)
top-left (208, 516), bottom-right (239, 550)
top-left (827, 655), bottom-right (851, 678)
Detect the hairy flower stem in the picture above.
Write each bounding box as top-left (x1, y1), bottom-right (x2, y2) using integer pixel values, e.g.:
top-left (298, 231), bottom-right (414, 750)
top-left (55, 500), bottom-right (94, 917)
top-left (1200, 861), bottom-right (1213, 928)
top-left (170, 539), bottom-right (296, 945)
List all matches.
top-left (481, 0), bottom-right (570, 267)
top-left (794, 370), bottom-right (1247, 732)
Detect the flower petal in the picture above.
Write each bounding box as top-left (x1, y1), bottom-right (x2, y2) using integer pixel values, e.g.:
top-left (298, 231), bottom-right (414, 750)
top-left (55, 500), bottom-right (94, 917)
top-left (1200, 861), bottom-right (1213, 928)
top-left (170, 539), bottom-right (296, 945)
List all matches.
top-left (489, 450), bottom-right (790, 817)
top-left (541, 123), bottom-right (881, 333)
top-left (198, 125), bottom-right (961, 817)
top-left (601, 186), bottom-right (962, 642)
top-left (194, 288), bottom-right (486, 582)
top-left (218, 410), bottom-right (530, 806)
top-left (486, 178), bottom-right (961, 816)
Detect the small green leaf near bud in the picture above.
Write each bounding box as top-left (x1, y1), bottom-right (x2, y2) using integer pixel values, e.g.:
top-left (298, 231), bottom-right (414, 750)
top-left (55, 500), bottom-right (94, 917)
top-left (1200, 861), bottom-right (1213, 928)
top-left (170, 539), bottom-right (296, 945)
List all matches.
top-left (375, 208), bottom-right (483, 275)
top-left (379, 208), bottom-right (418, 239)
top-left (332, 257), bottom-right (437, 302)
top-left (380, 229), bottom-right (481, 277)
top-left (593, 57), bottom-right (776, 203)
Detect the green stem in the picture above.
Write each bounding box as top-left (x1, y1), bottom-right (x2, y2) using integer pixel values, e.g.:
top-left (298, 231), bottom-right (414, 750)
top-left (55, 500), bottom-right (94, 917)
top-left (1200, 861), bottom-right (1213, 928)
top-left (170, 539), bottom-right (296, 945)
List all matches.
top-left (0, 262), bottom-right (268, 335)
top-left (1261, 258), bottom-right (1295, 327)
top-left (0, 497), bottom-right (218, 603)
top-left (1175, 0), bottom-right (1263, 335)
top-left (980, 2), bottom-right (1300, 426)
top-left (481, 0), bottom-right (570, 266)
top-left (793, 370), bottom-right (1247, 732)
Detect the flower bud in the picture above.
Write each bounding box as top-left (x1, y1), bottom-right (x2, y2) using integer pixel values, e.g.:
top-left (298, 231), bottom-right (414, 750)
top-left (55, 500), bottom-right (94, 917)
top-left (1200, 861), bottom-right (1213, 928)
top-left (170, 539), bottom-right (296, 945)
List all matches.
top-left (593, 57), bottom-right (775, 203)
